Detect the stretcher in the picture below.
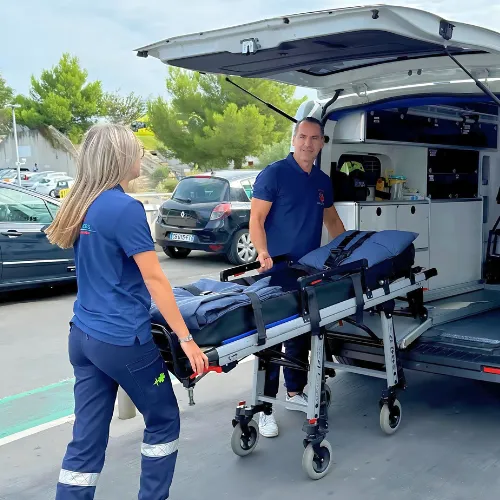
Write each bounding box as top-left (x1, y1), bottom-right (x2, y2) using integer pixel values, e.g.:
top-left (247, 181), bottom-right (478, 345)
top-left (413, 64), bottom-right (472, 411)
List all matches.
top-left (151, 246), bottom-right (437, 480)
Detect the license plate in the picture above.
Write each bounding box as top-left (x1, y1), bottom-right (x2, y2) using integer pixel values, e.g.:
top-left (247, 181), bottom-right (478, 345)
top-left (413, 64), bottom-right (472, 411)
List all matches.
top-left (169, 232), bottom-right (194, 242)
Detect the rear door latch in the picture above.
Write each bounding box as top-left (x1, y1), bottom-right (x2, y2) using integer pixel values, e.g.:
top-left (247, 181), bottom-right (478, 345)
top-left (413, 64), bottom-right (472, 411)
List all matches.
top-left (241, 38), bottom-right (261, 55)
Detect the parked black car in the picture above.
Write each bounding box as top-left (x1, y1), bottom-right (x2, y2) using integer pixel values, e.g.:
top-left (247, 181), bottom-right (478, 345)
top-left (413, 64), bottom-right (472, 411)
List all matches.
top-left (155, 170), bottom-right (260, 265)
top-left (0, 181), bottom-right (76, 292)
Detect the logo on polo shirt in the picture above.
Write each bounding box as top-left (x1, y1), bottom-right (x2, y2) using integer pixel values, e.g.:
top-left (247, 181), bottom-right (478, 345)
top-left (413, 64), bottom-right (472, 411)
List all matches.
top-left (80, 223), bottom-right (95, 235)
top-left (318, 190), bottom-right (325, 206)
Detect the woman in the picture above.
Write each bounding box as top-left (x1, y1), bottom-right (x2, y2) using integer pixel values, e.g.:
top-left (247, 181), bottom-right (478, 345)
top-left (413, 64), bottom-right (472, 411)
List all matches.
top-left (46, 123), bottom-right (208, 500)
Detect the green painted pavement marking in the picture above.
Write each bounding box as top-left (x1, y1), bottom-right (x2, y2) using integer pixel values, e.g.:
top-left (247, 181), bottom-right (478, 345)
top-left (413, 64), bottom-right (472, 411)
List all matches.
top-left (0, 379), bottom-right (76, 439)
top-left (0, 372), bottom-right (176, 440)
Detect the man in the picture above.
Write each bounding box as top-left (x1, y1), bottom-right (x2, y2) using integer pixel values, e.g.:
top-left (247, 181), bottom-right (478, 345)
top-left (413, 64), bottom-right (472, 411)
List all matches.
top-left (249, 117), bottom-right (345, 438)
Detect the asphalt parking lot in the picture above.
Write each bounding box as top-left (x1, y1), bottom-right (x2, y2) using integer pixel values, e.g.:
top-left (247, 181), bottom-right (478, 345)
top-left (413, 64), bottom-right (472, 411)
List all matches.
top-left (2, 251), bottom-right (500, 499)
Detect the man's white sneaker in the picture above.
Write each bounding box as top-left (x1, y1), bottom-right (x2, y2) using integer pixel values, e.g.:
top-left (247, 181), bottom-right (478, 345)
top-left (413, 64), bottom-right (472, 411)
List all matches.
top-left (285, 392), bottom-right (308, 412)
top-left (258, 411), bottom-right (279, 438)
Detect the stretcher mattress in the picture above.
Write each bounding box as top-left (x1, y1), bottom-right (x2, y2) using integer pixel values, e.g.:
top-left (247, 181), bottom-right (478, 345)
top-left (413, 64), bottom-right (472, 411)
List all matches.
top-left (150, 244), bottom-right (415, 347)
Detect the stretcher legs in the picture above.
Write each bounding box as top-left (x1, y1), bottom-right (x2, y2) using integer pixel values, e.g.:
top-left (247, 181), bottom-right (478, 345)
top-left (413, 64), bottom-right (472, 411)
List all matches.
top-left (229, 331), bottom-right (335, 480)
top-left (323, 300), bottom-right (407, 435)
top-left (301, 332), bottom-right (333, 480)
top-left (379, 308), bottom-right (405, 434)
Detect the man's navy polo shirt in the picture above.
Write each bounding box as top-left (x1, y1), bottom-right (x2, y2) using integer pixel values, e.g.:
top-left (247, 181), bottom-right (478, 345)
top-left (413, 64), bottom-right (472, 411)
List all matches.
top-left (252, 153), bottom-right (334, 262)
top-left (71, 185), bottom-right (156, 346)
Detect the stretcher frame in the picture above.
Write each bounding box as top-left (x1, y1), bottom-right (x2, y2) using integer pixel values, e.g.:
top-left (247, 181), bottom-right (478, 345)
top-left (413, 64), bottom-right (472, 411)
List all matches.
top-left (151, 256), bottom-right (437, 480)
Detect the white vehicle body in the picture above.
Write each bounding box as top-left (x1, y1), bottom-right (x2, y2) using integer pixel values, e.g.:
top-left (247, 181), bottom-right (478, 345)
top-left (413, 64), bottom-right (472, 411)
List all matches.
top-left (136, 5), bottom-right (500, 394)
top-left (33, 175), bottom-right (72, 196)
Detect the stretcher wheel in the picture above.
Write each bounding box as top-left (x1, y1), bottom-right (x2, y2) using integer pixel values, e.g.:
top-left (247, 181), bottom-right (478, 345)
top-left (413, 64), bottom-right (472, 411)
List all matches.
top-left (231, 420), bottom-right (259, 457)
top-left (302, 440), bottom-right (332, 480)
top-left (379, 399), bottom-right (402, 435)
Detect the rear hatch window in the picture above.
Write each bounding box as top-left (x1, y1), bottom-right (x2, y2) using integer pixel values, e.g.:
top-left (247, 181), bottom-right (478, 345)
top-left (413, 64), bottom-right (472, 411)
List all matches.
top-left (172, 177), bottom-right (228, 203)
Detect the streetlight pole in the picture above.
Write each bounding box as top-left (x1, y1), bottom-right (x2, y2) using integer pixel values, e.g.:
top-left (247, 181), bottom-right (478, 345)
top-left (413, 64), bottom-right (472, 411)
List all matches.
top-left (6, 104), bottom-right (21, 186)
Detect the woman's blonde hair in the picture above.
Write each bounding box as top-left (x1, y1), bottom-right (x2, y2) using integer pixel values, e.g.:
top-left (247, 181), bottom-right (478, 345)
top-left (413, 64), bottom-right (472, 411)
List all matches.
top-left (45, 123), bottom-right (142, 249)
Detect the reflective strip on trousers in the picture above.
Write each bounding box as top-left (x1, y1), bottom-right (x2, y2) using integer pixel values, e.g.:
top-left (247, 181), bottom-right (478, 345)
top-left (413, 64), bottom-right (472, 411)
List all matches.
top-left (58, 469), bottom-right (100, 487)
top-left (141, 438), bottom-right (179, 458)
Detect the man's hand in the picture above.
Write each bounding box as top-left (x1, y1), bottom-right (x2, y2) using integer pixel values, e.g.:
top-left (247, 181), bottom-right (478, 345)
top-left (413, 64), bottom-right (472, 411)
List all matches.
top-left (257, 251), bottom-right (273, 273)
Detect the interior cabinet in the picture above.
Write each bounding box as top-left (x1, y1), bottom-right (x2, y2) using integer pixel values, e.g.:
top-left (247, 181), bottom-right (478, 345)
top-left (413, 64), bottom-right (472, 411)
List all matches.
top-left (395, 203), bottom-right (429, 249)
top-left (358, 202), bottom-right (429, 250)
top-left (359, 205), bottom-right (397, 232)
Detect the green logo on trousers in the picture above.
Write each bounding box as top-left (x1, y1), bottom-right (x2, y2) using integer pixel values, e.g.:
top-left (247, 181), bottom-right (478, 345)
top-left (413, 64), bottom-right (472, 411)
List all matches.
top-left (154, 373), bottom-right (166, 386)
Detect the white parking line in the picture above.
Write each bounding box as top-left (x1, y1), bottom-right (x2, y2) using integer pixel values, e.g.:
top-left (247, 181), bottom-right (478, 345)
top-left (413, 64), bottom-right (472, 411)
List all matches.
top-left (0, 355), bottom-right (255, 448)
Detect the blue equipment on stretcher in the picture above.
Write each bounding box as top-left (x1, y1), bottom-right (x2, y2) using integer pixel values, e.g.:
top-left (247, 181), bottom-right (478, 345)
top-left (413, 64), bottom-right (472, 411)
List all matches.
top-left (150, 230), bottom-right (437, 480)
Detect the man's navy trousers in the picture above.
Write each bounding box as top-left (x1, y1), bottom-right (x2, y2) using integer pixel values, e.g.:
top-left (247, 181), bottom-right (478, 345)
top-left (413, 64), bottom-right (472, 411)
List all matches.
top-left (56, 324), bottom-right (180, 500)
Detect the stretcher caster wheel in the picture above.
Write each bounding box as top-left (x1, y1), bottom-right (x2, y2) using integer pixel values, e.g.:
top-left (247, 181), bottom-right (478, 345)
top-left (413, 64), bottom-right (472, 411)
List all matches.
top-left (379, 399), bottom-right (402, 435)
top-left (231, 420), bottom-right (259, 457)
top-left (302, 440), bottom-right (332, 480)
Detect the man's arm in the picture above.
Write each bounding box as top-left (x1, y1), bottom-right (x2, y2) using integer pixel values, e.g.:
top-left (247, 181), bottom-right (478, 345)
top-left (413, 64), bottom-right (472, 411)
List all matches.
top-left (323, 204), bottom-right (345, 240)
top-left (249, 197), bottom-right (274, 272)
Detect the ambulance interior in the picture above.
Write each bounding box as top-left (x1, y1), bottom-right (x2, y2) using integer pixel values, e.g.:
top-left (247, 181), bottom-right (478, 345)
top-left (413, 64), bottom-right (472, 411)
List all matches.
top-left (305, 95), bottom-right (500, 376)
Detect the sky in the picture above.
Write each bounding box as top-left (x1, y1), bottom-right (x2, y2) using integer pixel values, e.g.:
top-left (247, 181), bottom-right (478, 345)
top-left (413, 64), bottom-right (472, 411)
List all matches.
top-left (1, 0), bottom-right (500, 103)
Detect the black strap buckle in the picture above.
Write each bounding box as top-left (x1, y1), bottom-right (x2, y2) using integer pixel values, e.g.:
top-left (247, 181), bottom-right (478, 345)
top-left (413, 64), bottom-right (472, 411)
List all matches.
top-left (305, 286), bottom-right (322, 337)
top-left (324, 231), bottom-right (376, 269)
top-left (245, 291), bottom-right (267, 346)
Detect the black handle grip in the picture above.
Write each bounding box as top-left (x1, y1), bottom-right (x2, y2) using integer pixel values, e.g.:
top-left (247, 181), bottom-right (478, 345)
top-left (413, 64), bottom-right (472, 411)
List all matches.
top-left (219, 254), bottom-right (290, 282)
top-left (423, 268), bottom-right (438, 280)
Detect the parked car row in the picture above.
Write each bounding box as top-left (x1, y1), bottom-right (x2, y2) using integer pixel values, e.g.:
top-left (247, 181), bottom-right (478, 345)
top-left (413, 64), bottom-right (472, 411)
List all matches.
top-left (0, 169), bottom-right (261, 293)
top-left (0, 169), bottom-right (74, 198)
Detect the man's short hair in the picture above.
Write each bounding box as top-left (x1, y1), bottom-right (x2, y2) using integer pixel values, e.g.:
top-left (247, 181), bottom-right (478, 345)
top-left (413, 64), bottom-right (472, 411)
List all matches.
top-left (293, 117), bottom-right (324, 137)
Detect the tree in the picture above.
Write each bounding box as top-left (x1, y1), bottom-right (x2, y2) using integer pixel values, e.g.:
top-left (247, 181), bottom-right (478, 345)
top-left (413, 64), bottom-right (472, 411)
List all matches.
top-left (0, 73), bottom-right (14, 134)
top-left (148, 68), bottom-right (306, 169)
top-left (101, 90), bottom-right (147, 125)
top-left (14, 53), bottom-right (102, 143)
top-left (257, 137), bottom-right (292, 168)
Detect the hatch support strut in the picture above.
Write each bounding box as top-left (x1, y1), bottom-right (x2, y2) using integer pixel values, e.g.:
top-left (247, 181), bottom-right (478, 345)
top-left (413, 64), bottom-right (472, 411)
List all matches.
top-left (444, 49), bottom-right (500, 107)
top-left (225, 77), bottom-right (298, 123)
top-left (439, 21), bottom-right (500, 106)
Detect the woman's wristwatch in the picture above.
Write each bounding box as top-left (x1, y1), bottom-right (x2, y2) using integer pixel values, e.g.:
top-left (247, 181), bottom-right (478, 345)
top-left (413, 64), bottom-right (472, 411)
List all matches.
top-left (179, 334), bottom-right (193, 343)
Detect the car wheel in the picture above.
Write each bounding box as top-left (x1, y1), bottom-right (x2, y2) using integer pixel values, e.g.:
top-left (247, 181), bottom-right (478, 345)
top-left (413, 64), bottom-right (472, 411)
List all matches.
top-left (49, 190), bottom-right (56, 197)
top-left (163, 246), bottom-right (192, 259)
top-left (227, 229), bottom-right (257, 265)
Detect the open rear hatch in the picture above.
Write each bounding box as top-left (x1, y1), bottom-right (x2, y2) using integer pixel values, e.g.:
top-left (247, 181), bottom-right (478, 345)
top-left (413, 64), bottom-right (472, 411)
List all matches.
top-left (136, 5), bottom-right (500, 104)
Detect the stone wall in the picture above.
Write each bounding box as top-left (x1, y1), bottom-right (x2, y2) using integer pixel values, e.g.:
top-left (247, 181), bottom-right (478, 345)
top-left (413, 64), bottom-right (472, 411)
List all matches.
top-left (0, 128), bottom-right (76, 176)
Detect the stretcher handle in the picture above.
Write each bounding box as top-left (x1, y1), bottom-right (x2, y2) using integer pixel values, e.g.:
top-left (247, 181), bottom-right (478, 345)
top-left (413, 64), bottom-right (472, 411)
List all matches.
top-left (189, 366), bottom-right (223, 379)
top-left (220, 254), bottom-right (290, 282)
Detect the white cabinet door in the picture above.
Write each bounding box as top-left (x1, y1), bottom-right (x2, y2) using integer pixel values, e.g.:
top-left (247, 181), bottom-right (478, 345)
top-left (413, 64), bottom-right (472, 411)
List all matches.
top-left (396, 204), bottom-right (429, 249)
top-left (414, 249), bottom-right (430, 270)
top-left (359, 205), bottom-right (397, 232)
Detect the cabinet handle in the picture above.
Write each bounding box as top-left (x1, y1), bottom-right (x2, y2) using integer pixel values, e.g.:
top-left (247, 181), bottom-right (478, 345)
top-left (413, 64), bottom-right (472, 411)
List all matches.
top-left (376, 207), bottom-right (382, 216)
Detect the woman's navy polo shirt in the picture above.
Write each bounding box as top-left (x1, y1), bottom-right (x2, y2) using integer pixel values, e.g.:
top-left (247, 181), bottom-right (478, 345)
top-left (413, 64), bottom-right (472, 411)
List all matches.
top-left (71, 185), bottom-right (156, 346)
top-left (252, 153), bottom-right (334, 262)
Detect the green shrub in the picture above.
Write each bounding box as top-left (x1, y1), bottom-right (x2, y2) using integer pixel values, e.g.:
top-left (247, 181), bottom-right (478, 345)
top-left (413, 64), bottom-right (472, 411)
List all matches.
top-left (156, 178), bottom-right (179, 193)
top-left (150, 166), bottom-right (170, 185)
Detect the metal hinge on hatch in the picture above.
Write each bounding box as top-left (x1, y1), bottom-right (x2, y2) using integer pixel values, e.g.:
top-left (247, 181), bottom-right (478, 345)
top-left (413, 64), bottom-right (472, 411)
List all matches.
top-left (352, 83), bottom-right (369, 100)
top-left (241, 38), bottom-right (261, 55)
top-left (472, 68), bottom-right (491, 86)
top-left (439, 20), bottom-right (455, 41)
